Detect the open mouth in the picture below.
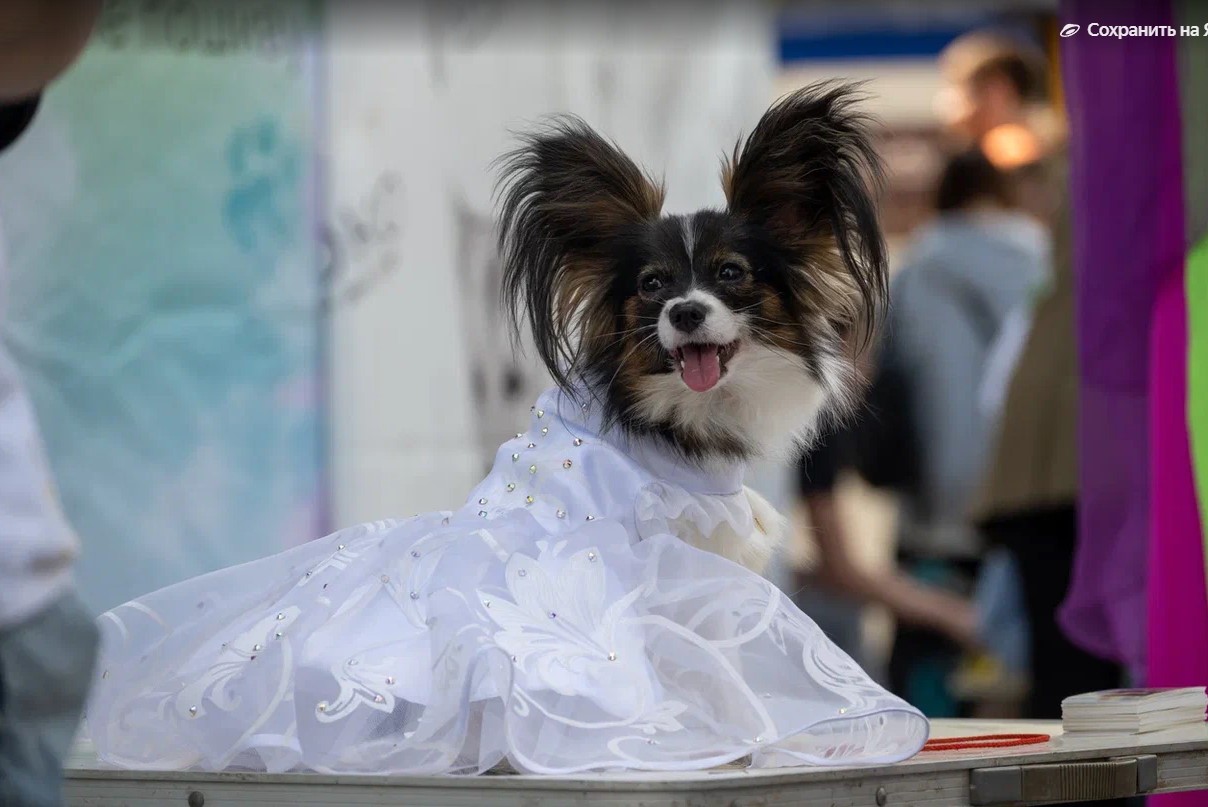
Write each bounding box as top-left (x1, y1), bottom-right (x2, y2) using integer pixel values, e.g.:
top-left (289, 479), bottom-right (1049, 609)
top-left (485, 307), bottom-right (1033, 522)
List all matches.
top-left (670, 341), bottom-right (739, 393)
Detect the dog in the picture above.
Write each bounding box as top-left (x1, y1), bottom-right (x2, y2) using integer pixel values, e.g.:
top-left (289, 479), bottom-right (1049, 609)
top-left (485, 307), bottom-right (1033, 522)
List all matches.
top-left (494, 81), bottom-right (887, 572)
top-left (86, 85), bottom-right (912, 777)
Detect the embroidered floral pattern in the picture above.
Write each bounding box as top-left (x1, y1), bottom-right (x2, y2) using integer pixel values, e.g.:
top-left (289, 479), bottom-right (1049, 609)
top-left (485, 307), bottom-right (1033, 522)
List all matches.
top-left (481, 541), bottom-right (661, 715)
top-left (171, 606), bottom-right (301, 721)
top-left (318, 652), bottom-right (403, 722)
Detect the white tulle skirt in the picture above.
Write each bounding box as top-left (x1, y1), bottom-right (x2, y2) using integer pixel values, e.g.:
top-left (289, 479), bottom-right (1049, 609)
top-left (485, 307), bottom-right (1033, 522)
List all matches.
top-left (86, 508), bottom-right (928, 774)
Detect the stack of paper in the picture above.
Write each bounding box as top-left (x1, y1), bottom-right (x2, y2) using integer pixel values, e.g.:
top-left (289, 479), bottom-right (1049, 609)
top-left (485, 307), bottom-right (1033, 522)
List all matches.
top-left (1062, 687), bottom-right (1207, 735)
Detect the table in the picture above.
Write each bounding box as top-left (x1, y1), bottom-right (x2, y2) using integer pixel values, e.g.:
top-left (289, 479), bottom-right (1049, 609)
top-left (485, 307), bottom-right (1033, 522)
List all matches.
top-left (64, 720), bottom-right (1208, 806)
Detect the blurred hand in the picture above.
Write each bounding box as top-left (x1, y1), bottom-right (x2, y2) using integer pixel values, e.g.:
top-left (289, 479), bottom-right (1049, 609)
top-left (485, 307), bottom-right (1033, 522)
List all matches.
top-left (937, 595), bottom-right (980, 648)
top-left (0, 1), bottom-right (101, 101)
top-left (801, 493), bottom-right (983, 648)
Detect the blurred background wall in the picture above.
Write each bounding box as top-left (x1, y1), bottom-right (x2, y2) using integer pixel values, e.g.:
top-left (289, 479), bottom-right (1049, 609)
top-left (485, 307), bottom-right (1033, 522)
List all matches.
top-left (324, 1), bottom-right (775, 529)
top-left (0, 0), bottom-right (325, 615)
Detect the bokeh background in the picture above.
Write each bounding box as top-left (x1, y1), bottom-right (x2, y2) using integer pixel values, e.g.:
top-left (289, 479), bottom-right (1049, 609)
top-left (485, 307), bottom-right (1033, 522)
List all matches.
top-left (0, 0), bottom-right (1058, 679)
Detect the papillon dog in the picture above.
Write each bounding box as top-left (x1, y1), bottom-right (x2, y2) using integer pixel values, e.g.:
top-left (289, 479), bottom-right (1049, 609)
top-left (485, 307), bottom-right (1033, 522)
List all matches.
top-left (495, 82), bottom-right (887, 570)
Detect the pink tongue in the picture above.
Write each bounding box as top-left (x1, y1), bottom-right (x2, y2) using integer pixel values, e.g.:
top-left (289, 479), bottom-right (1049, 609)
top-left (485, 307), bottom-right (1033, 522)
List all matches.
top-left (680, 344), bottom-right (722, 392)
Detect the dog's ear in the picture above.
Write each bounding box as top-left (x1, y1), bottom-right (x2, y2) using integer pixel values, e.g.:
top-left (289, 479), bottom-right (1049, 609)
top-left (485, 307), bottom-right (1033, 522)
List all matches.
top-left (497, 117), bottom-right (664, 389)
top-left (722, 82), bottom-right (887, 344)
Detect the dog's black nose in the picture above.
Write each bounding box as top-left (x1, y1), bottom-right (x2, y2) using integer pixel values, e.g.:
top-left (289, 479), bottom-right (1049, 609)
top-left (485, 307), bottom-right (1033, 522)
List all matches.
top-left (668, 301), bottom-right (708, 333)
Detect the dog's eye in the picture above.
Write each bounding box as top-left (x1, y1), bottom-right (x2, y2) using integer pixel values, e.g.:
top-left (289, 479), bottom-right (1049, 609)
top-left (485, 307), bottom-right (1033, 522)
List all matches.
top-left (640, 275), bottom-right (665, 294)
top-left (718, 262), bottom-right (746, 282)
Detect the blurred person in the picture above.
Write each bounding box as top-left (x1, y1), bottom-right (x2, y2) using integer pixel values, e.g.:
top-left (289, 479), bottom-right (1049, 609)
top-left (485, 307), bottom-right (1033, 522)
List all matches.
top-left (946, 26), bottom-right (1127, 726)
top-left (937, 29), bottom-right (1065, 224)
top-left (861, 149), bottom-right (1050, 717)
top-left (792, 426), bottom-right (979, 677)
top-left (936, 30), bottom-right (1051, 171)
top-left (972, 153), bottom-right (1125, 721)
top-left (971, 153), bottom-right (1128, 807)
top-left (0, 2), bottom-right (103, 805)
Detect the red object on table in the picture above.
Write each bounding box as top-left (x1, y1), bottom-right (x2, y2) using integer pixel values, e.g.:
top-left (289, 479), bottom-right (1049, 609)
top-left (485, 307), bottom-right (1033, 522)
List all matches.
top-left (922, 733), bottom-right (1051, 752)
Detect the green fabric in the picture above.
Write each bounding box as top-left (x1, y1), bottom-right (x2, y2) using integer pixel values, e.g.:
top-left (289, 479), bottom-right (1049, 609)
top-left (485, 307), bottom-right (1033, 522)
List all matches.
top-left (1177, 2), bottom-right (1208, 580)
top-left (1189, 238), bottom-right (1208, 571)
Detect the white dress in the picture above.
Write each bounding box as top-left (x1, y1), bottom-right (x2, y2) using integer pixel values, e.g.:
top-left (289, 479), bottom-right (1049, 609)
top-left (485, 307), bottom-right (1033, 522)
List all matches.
top-left (87, 388), bottom-right (928, 775)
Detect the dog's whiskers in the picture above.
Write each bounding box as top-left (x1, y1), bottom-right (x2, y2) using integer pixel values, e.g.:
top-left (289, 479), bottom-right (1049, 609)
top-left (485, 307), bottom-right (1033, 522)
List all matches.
top-left (599, 330), bottom-right (661, 392)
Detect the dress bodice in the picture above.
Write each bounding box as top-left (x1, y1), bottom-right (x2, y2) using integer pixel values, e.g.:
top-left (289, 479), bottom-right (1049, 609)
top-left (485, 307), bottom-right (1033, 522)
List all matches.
top-left (468, 388), bottom-right (753, 552)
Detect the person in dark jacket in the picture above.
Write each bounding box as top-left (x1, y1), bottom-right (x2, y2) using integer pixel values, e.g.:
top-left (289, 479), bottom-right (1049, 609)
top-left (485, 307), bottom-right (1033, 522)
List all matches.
top-left (871, 148), bottom-right (1049, 717)
top-left (791, 430), bottom-right (980, 677)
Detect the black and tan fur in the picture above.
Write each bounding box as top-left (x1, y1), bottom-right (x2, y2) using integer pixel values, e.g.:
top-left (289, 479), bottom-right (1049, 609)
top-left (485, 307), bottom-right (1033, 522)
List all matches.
top-left (496, 82), bottom-right (887, 468)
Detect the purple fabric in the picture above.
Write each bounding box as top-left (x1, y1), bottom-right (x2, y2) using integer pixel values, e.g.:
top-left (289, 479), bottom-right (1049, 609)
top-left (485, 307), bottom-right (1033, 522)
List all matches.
top-left (1059, 0), bottom-right (1185, 671)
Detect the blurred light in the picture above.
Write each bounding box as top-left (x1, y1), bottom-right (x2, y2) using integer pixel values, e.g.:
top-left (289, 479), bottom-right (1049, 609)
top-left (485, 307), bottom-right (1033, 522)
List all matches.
top-left (982, 123), bottom-right (1044, 169)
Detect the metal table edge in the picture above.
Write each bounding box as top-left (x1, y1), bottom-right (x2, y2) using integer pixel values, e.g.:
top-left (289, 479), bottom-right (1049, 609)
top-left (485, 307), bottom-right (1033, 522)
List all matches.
top-left (64, 731), bottom-right (1208, 795)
